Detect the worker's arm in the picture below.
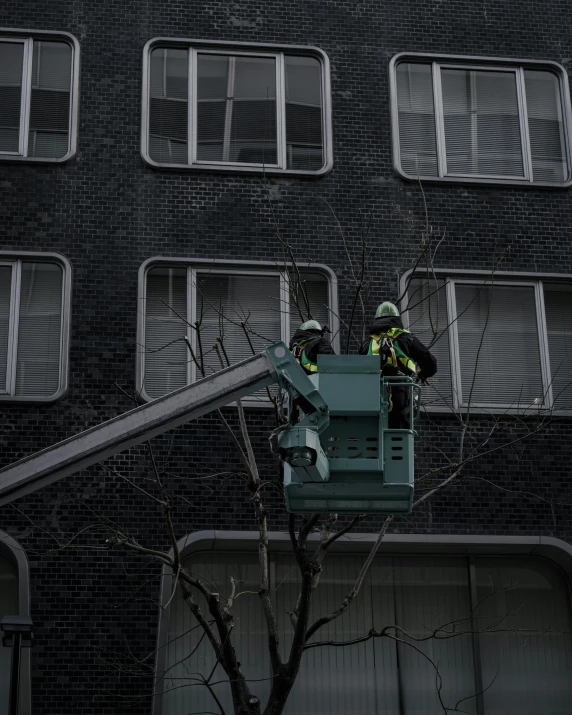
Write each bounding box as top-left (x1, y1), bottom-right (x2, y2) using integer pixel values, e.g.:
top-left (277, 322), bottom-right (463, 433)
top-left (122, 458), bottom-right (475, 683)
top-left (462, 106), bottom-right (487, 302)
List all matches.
top-left (317, 337), bottom-right (336, 355)
top-left (403, 335), bottom-right (437, 378)
top-left (305, 337), bottom-right (336, 362)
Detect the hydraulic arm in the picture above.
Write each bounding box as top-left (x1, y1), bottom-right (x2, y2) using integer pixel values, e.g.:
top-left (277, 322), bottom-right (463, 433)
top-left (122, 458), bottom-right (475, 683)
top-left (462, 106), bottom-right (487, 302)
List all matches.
top-left (0, 344), bottom-right (326, 507)
top-left (0, 343), bottom-right (418, 514)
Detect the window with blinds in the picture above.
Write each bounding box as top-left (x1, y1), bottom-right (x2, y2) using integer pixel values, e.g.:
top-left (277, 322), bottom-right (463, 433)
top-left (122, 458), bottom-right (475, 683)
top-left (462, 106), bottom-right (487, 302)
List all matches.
top-left (0, 554), bottom-right (19, 712)
top-left (0, 258), bottom-right (68, 401)
top-left (196, 54), bottom-right (278, 164)
top-left (544, 283), bottom-right (572, 410)
top-left (144, 268), bottom-right (188, 399)
top-left (141, 263), bottom-right (333, 400)
top-left (159, 551), bottom-right (572, 715)
top-left (392, 56), bottom-right (571, 185)
top-left (144, 41), bottom-right (329, 174)
top-left (405, 275), bottom-right (572, 412)
top-left (405, 278), bottom-right (452, 408)
top-left (0, 34), bottom-right (76, 161)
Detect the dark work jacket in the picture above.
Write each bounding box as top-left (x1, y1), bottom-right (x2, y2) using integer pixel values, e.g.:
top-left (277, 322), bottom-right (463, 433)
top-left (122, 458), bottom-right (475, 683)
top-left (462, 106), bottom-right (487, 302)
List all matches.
top-left (289, 329), bottom-right (335, 373)
top-left (358, 316), bottom-right (437, 378)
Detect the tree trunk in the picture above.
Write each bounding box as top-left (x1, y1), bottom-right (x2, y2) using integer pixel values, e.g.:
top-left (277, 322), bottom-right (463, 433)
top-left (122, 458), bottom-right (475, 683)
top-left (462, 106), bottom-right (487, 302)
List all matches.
top-left (262, 669), bottom-right (297, 715)
top-left (230, 676), bottom-right (262, 715)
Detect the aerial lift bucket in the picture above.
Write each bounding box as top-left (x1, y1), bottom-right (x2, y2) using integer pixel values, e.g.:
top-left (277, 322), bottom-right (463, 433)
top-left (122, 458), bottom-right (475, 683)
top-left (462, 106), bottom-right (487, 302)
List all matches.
top-left (277, 354), bottom-right (418, 515)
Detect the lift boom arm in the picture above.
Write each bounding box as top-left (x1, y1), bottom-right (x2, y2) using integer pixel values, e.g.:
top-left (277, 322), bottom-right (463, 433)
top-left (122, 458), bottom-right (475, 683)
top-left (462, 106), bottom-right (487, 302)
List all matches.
top-left (0, 343), bottom-right (327, 507)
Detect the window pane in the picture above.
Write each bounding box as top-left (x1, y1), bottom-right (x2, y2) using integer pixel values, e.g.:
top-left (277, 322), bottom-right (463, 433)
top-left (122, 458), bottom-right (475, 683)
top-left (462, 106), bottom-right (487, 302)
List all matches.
top-left (164, 552), bottom-right (572, 715)
top-left (0, 554), bottom-right (18, 713)
top-left (525, 70), bottom-right (567, 183)
top-left (28, 131), bottom-right (69, 157)
top-left (285, 56), bottom-right (323, 171)
top-left (455, 284), bottom-right (543, 407)
top-left (196, 274), bottom-right (281, 400)
top-left (149, 48), bottom-right (188, 164)
top-left (289, 271), bottom-right (330, 336)
top-left (15, 262), bottom-right (63, 396)
top-left (0, 266), bottom-right (12, 392)
top-left (393, 557), bottom-right (476, 714)
top-left (406, 278), bottom-right (452, 408)
top-left (475, 558), bottom-right (572, 715)
top-left (396, 62), bottom-right (438, 176)
top-left (197, 54), bottom-right (277, 164)
top-left (544, 283), bottom-right (572, 410)
top-left (163, 554), bottom-right (267, 714)
top-left (442, 69), bottom-right (525, 177)
top-left (144, 267), bottom-right (188, 399)
top-left (143, 267), bottom-right (331, 399)
top-left (277, 554), bottom-right (385, 714)
top-left (28, 41), bottom-right (72, 158)
top-left (0, 42), bottom-right (24, 153)
top-left (370, 559), bottom-right (401, 714)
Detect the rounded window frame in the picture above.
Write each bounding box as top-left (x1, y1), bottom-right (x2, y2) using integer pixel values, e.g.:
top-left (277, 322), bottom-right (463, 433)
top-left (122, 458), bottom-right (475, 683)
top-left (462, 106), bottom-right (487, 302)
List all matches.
top-left (0, 28), bottom-right (80, 165)
top-left (389, 52), bottom-right (572, 188)
top-left (0, 531), bottom-right (31, 715)
top-left (141, 38), bottom-right (333, 177)
top-left (0, 251), bottom-right (72, 403)
top-left (152, 530), bottom-right (572, 715)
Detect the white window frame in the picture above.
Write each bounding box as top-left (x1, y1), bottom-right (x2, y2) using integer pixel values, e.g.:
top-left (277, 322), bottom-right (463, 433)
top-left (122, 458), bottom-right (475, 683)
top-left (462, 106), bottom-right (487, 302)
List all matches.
top-left (390, 52), bottom-right (572, 187)
top-left (151, 530), bottom-right (572, 715)
top-left (0, 531), bottom-right (31, 715)
top-left (0, 29), bottom-right (80, 163)
top-left (141, 38), bottom-right (333, 176)
top-left (0, 252), bottom-right (71, 402)
top-left (400, 269), bottom-right (572, 415)
top-left (136, 257), bottom-right (339, 404)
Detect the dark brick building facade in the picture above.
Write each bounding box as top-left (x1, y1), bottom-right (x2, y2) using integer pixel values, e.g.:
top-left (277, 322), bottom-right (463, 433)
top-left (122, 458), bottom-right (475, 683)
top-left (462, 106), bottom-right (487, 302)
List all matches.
top-left (1, 1), bottom-right (572, 713)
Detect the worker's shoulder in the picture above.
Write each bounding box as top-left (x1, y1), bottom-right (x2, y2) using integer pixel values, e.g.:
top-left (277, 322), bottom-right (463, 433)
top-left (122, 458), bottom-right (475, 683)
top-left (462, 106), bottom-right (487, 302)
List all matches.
top-left (319, 338), bottom-right (335, 354)
top-left (400, 330), bottom-right (425, 347)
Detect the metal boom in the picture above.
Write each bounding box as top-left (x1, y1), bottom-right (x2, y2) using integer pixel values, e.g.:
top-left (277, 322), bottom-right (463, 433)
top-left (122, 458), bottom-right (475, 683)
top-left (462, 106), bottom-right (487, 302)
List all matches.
top-left (0, 352), bottom-right (277, 506)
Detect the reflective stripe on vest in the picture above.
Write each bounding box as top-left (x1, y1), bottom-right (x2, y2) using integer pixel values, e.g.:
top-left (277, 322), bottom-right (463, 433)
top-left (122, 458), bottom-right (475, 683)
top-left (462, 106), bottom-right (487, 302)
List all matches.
top-left (368, 328), bottom-right (417, 374)
top-left (300, 348), bottom-right (318, 373)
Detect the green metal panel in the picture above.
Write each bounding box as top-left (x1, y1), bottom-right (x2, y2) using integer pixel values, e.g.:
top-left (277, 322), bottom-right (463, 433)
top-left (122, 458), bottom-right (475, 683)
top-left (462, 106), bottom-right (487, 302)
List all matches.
top-left (284, 464), bottom-right (413, 513)
top-left (312, 355), bottom-right (381, 415)
top-left (284, 425), bottom-right (414, 513)
top-left (322, 415), bottom-right (382, 472)
top-left (383, 430), bottom-right (414, 486)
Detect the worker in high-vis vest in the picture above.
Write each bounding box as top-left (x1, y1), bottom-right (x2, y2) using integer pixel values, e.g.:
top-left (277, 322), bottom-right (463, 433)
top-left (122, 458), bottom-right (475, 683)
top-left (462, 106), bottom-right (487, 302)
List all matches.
top-left (289, 320), bottom-right (335, 375)
top-left (359, 301), bottom-right (437, 428)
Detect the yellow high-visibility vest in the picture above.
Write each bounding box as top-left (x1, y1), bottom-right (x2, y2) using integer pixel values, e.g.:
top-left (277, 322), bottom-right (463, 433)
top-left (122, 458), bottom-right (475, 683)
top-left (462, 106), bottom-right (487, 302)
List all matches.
top-left (300, 348), bottom-right (318, 373)
top-left (368, 328), bottom-right (417, 375)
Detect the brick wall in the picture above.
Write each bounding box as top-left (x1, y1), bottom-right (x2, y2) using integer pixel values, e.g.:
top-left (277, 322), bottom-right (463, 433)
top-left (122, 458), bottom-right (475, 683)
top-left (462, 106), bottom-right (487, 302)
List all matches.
top-left (1, 1), bottom-right (572, 711)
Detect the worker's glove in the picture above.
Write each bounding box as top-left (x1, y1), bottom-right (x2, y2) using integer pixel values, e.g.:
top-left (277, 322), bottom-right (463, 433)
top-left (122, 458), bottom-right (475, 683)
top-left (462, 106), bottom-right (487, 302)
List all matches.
top-left (416, 370), bottom-right (430, 386)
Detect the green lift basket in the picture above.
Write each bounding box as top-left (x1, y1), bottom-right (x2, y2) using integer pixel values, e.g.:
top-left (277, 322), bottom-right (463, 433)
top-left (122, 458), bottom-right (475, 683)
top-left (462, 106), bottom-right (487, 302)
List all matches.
top-left (267, 346), bottom-right (419, 515)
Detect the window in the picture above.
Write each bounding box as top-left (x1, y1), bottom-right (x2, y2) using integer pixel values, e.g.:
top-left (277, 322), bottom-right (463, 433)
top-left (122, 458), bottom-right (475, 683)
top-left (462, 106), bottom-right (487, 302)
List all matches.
top-left (137, 259), bottom-right (338, 401)
top-left (0, 254), bottom-right (71, 401)
top-left (156, 547), bottom-right (572, 715)
top-left (0, 532), bottom-right (31, 715)
top-left (403, 272), bottom-right (572, 412)
top-left (142, 39), bottom-right (332, 174)
top-left (0, 553), bottom-right (17, 711)
top-left (391, 54), bottom-right (572, 186)
top-left (0, 31), bottom-right (79, 162)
